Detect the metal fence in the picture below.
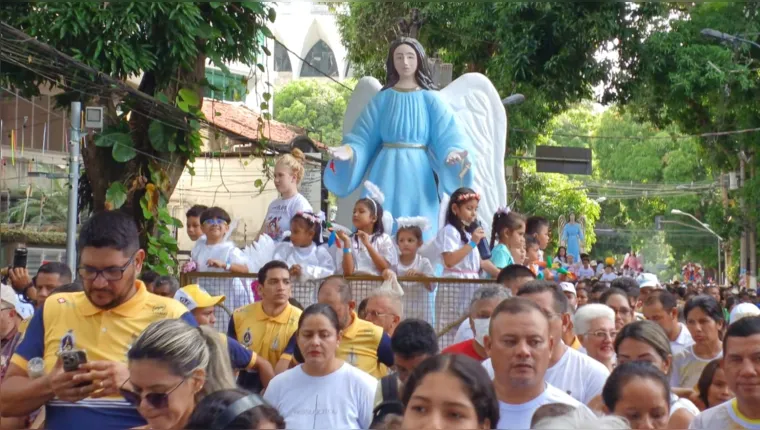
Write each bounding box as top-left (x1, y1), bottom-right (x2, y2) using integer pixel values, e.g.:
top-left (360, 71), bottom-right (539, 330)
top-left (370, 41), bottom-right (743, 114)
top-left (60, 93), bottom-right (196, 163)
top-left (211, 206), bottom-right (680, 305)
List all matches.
top-left (180, 272), bottom-right (496, 349)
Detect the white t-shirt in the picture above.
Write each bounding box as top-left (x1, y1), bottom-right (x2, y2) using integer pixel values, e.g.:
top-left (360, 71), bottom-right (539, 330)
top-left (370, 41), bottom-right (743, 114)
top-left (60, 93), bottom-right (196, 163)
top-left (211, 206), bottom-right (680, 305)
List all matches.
top-left (483, 346), bottom-right (610, 405)
top-left (670, 393), bottom-right (700, 417)
top-left (436, 224), bottom-right (480, 278)
top-left (272, 242), bottom-right (335, 281)
top-left (689, 399), bottom-right (760, 430)
top-left (191, 241), bottom-right (253, 319)
top-left (496, 382), bottom-right (587, 429)
top-left (263, 194), bottom-right (312, 242)
top-left (263, 363), bottom-right (376, 430)
top-left (671, 345), bottom-right (722, 389)
top-left (670, 322), bottom-right (695, 356)
top-left (577, 266), bottom-right (595, 279)
top-left (600, 272), bottom-right (618, 282)
top-left (337, 233), bottom-right (398, 276)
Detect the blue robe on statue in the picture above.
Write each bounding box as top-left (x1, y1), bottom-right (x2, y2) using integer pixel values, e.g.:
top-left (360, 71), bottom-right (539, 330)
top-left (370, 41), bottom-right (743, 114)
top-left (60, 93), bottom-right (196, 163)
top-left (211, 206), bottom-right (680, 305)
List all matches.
top-left (561, 222), bottom-right (584, 262)
top-left (324, 88), bottom-right (475, 241)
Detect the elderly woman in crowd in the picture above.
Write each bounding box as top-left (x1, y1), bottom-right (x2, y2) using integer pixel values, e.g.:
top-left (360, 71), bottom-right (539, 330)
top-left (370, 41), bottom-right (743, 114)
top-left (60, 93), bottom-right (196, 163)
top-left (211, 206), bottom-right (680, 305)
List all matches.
top-left (573, 304), bottom-right (617, 371)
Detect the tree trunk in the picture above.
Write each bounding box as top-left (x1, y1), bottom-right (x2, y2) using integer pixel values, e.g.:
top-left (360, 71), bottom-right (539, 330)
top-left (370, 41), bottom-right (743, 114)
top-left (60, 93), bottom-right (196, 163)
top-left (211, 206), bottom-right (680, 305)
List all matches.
top-left (81, 51), bottom-right (206, 246)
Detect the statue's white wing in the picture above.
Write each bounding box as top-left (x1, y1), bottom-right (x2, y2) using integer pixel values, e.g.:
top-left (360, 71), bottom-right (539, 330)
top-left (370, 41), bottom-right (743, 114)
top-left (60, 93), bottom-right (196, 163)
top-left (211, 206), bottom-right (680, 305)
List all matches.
top-left (558, 215), bottom-right (567, 246)
top-left (334, 77), bottom-right (383, 230)
top-left (439, 74), bottom-right (507, 240)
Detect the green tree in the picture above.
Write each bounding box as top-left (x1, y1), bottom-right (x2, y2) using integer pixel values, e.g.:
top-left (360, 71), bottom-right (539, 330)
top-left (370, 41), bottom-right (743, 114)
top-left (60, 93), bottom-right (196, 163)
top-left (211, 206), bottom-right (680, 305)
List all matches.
top-left (334, 2), bottom-right (667, 153)
top-left (611, 2), bottom-right (759, 280)
top-left (0, 2), bottom-right (275, 274)
top-left (7, 183), bottom-right (69, 228)
top-left (517, 168), bottom-right (601, 256)
top-left (274, 79), bottom-right (354, 146)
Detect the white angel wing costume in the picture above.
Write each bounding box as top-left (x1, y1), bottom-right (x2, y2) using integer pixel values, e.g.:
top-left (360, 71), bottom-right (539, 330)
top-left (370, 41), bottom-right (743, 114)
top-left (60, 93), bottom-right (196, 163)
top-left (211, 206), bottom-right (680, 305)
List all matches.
top-left (439, 73), bottom-right (507, 240)
top-left (333, 77), bottom-right (383, 230)
top-left (243, 234), bottom-right (276, 273)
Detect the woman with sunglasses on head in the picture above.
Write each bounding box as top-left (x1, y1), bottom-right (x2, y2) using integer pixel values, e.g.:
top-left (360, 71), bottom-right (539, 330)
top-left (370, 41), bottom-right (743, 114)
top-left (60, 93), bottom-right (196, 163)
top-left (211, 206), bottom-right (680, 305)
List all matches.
top-left (263, 304), bottom-right (376, 429)
top-left (123, 319), bottom-right (237, 430)
top-left (186, 389), bottom-right (285, 429)
top-left (588, 320), bottom-right (699, 428)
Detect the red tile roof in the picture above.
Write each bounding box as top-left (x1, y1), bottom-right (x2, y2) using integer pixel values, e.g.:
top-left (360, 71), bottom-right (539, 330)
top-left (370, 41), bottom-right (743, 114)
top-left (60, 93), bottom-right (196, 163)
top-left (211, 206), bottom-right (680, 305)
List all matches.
top-left (201, 99), bottom-right (324, 149)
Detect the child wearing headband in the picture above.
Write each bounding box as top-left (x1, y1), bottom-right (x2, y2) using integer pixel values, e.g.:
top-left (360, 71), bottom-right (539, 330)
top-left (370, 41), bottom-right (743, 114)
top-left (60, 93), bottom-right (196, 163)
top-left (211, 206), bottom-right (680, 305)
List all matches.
top-left (272, 212), bottom-right (335, 282)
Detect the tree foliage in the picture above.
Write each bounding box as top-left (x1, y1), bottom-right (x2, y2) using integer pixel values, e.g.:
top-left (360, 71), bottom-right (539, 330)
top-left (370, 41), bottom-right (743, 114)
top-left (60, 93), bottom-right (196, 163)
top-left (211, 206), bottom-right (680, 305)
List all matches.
top-left (274, 79), bottom-right (354, 146)
top-left (610, 2), bottom-right (760, 280)
top-left (334, 2), bottom-right (667, 153)
top-left (517, 168), bottom-right (601, 256)
top-left (0, 2), bottom-right (275, 274)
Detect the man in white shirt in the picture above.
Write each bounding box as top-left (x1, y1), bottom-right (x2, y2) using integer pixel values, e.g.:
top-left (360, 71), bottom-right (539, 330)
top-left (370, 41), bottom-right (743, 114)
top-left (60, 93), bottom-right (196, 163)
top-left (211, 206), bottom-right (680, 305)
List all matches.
top-left (690, 316), bottom-right (760, 429)
top-left (483, 281), bottom-right (610, 405)
top-left (517, 280), bottom-right (610, 404)
top-left (642, 291), bottom-right (693, 355)
top-left (485, 297), bottom-right (586, 429)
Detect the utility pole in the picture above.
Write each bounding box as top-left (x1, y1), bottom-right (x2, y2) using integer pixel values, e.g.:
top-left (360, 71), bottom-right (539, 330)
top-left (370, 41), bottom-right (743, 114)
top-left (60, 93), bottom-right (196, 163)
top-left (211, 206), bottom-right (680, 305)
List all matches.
top-left (66, 102), bottom-right (81, 273)
top-left (399, 8), bottom-right (424, 38)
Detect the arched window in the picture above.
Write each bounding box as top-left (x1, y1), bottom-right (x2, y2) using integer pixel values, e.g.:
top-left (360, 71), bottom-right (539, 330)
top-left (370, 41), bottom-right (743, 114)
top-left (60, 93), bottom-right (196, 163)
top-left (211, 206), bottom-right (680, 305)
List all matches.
top-left (301, 40), bottom-right (338, 78)
top-left (274, 41), bottom-right (292, 72)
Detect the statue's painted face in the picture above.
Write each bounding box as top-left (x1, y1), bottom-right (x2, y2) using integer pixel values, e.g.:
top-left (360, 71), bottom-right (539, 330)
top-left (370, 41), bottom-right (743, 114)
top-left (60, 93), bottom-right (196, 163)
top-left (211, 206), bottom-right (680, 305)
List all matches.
top-left (393, 43), bottom-right (418, 81)
top-left (569, 213), bottom-right (576, 222)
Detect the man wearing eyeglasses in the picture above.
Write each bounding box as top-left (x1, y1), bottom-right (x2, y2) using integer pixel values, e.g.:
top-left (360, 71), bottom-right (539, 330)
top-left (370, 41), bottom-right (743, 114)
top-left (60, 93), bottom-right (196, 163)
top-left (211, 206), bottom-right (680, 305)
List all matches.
top-left (0, 211), bottom-right (195, 430)
top-left (363, 290), bottom-right (403, 336)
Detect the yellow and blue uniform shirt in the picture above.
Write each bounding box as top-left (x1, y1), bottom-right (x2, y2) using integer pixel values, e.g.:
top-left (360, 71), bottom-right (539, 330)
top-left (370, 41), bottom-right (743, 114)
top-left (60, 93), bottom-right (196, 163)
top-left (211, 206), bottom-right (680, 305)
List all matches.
top-left (289, 311), bottom-right (394, 378)
top-left (217, 332), bottom-right (257, 370)
top-left (228, 302), bottom-right (302, 367)
top-left (11, 281), bottom-right (195, 430)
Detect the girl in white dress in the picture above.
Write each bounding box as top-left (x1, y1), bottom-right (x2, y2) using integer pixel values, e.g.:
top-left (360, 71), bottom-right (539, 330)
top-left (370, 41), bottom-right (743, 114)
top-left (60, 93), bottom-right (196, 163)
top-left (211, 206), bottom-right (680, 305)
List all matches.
top-left (435, 187), bottom-right (486, 318)
top-left (272, 212), bottom-right (336, 282)
top-left (390, 217), bottom-right (435, 324)
top-left (335, 195), bottom-right (398, 276)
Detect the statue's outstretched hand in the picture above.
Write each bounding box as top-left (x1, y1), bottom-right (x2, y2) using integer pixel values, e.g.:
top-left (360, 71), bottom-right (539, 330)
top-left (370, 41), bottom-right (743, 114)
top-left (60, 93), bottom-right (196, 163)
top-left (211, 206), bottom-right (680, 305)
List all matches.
top-left (446, 150), bottom-right (468, 165)
top-left (328, 145), bottom-right (353, 161)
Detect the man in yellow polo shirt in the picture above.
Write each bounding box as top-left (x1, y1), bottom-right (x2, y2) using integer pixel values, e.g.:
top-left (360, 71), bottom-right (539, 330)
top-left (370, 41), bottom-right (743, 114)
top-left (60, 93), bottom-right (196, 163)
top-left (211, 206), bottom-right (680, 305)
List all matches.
top-left (0, 211), bottom-right (195, 430)
top-left (317, 276), bottom-right (394, 378)
top-left (228, 261), bottom-right (301, 391)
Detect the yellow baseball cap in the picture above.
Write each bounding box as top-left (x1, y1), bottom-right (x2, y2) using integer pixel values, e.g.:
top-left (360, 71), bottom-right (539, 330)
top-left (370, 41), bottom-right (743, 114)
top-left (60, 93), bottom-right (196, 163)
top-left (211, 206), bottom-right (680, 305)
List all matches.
top-left (174, 284), bottom-right (225, 311)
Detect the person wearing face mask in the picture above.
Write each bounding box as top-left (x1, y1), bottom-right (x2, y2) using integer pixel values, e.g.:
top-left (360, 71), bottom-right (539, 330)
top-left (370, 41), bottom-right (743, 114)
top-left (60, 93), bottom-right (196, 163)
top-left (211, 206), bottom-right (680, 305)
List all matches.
top-left (443, 286), bottom-right (511, 362)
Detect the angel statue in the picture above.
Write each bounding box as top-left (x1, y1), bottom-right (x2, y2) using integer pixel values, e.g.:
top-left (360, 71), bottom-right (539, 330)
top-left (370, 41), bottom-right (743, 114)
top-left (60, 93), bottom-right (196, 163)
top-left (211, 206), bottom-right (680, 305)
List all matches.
top-left (324, 37), bottom-right (507, 241)
top-left (559, 212), bottom-right (585, 263)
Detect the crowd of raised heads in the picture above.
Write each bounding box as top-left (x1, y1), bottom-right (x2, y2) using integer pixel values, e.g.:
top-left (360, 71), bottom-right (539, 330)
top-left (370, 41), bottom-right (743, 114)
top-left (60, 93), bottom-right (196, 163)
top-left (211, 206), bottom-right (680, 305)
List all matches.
top-left (3, 179), bottom-right (760, 429)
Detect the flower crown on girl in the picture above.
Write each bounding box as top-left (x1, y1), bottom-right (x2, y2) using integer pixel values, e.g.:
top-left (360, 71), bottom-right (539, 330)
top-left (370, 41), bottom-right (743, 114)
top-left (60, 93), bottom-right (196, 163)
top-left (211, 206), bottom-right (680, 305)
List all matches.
top-left (456, 192), bottom-right (480, 202)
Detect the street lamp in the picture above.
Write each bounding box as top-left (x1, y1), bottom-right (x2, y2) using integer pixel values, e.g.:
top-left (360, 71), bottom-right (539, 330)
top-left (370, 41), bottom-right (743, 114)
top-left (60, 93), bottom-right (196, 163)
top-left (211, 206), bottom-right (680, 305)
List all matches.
top-left (701, 28), bottom-right (760, 50)
top-left (671, 209), bottom-right (724, 285)
top-left (502, 94), bottom-right (526, 106)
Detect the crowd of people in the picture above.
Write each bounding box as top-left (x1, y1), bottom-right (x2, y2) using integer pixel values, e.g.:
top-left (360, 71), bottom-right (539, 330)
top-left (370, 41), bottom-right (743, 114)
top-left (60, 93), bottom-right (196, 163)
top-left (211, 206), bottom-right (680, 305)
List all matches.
top-left (0, 148), bottom-right (759, 429)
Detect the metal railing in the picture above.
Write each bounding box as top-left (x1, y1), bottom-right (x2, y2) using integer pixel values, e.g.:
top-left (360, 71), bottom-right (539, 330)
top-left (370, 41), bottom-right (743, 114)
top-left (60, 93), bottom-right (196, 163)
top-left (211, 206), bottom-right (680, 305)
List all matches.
top-left (180, 272), bottom-right (496, 348)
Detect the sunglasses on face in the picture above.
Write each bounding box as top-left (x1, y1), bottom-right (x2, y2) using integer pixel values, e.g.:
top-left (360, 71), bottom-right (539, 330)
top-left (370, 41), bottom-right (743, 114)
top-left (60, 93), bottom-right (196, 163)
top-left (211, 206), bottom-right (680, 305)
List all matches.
top-left (119, 378), bottom-right (186, 409)
top-left (203, 218), bottom-right (228, 226)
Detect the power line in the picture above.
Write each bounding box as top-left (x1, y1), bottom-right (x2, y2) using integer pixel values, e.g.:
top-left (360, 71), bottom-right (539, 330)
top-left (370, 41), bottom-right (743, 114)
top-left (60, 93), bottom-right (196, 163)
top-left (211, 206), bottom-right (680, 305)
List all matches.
top-left (512, 126), bottom-right (760, 140)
